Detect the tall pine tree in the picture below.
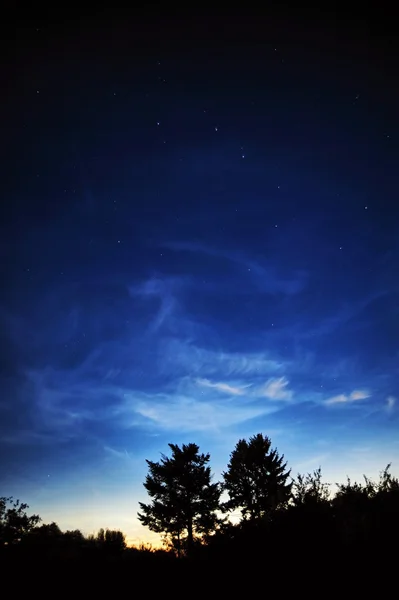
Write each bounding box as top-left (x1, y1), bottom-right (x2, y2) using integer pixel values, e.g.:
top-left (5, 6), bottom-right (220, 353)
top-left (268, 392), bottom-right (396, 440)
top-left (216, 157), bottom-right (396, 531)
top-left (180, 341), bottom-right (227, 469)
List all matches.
top-left (138, 443), bottom-right (221, 556)
top-left (223, 433), bottom-right (292, 521)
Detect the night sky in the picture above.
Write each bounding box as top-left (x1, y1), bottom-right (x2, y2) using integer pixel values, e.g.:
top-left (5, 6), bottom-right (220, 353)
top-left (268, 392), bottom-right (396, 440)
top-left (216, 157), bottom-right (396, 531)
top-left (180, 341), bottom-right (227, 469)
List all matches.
top-left (1, 13), bottom-right (398, 545)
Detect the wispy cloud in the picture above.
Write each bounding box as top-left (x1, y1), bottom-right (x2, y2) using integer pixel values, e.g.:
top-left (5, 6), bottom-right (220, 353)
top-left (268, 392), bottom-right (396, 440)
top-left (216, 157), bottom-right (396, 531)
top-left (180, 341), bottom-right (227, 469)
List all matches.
top-left (160, 339), bottom-right (285, 377)
top-left (103, 446), bottom-right (140, 468)
top-left (386, 396), bottom-right (396, 413)
top-left (118, 392), bottom-right (276, 434)
top-left (20, 367), bottom-right (122, 438)
top-left (325, 389), bottom-right (370, 406)
top-left (104, 446), bottom-right (132, 460)
top-left (350, 390), bottom-right (370, 401)
top-left (196, 378), bottom-right (248, 395)
top-left (260, 377), bottom-right (292, 400)
top-left (294, 454), bottom-right (330, 472)
top-left (128, 276), bottom-right (184, 332)
top-left (161, 240), bottom-right (307, 295)
top-left (13, 335), bottom-right (289, 449)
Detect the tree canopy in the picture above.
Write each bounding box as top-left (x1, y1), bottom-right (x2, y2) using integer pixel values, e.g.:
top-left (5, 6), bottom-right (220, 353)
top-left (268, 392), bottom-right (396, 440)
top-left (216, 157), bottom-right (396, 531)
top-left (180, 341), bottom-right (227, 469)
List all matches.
top-left (222, 433), bottom-right (292, 520)
top-left (137, 442), bottom-right (221, 556)
top-left (292, 467), bottom-right (330, 507)
top-left (0, 496), bottom-right (40, 545)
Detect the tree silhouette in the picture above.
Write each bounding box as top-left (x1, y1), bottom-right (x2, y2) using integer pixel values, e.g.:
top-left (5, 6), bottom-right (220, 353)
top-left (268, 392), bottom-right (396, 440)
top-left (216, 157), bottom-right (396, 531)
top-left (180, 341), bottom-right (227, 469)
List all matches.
top-left (63, 529), bottom-right (85, 545)
top-left (0, 497), bottom-right (40, 545)
top-left (96, 527), bottom-right (106, 545)
top-left (223, 433), bottom-right (292, 521)
top-left (332, 463), bottom-right (399, 547)
top-left (23, 521), bottom-right (62, 547)
top-left (138, 442), bottom-right (221, 557)
top-left (277, 468), bottom-right (334, 554)
top-left (292, 467), bottom-right (330, 507)
top-left (104, 529), bottom-right (127, 555)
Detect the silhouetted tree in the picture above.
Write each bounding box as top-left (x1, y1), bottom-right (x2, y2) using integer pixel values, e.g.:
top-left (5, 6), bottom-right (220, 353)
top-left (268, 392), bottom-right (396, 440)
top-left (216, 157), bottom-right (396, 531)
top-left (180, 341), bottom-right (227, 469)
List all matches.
top-left (333, 471), bottom-right (376, 545)
top-left (63, 529), bottom-right (85, 545)
top-left (0, 497), bottom-right (40, 545)
top-left (274, 467), bottom-right (334, 555)
top-left (24, 521), bottom-right (62, 546)
top-left (97, 527), bottom-right (106, 545)
top-left (223, 433), bottom-right (292, 521)
top-left (333, 463), bottom-right (399, 547)
top-left (292, 467), bottom-right (330, 507)
top-left (138, 443), bottom-right (221, 557)
top-left (33, 521), bottom-right (62, 538)
top-left (104, 529), bottom-right (126, 554)
top-left (88, 528), bottom-right (125, 554)
top-left (64, 527), bottom-right (126, 560)
top-left (22, 521), bottom-right (68, 560)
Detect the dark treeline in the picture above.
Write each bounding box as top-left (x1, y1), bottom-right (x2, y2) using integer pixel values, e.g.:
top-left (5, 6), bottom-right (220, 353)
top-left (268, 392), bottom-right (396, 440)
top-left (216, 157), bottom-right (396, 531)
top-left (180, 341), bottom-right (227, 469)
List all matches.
top-left (1, 433), bottom-right (398, 592)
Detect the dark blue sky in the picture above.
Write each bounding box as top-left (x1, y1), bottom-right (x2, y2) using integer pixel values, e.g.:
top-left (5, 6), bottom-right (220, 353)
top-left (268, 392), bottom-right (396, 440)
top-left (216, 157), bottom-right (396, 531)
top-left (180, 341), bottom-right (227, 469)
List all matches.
top-left (1, 14), bottom-right (398, 544)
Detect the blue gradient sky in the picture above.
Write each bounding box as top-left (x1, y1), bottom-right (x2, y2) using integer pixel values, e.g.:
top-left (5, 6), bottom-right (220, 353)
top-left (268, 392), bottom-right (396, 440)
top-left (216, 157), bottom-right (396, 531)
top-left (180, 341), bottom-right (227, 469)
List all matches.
top-left (1, 15), bottom-right (398, 545)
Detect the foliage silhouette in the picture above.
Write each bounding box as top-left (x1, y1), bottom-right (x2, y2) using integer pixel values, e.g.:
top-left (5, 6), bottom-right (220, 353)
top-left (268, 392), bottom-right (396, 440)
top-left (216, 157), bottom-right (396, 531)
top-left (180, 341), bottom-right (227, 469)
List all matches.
top-left (1, 440), bottom-right (398, 593)
top-left (292, 467), bottom-right (330, 507)
top-left (102, 528), bottom-right (127, 554)
top-left (222, 433), bottom-right (292, 520)
top-left (137, 442), bottom-right (221, 556)
top-left (332, 463), bottom-right (399, 546)
top-left (0, 496), bottom-right (40, 545)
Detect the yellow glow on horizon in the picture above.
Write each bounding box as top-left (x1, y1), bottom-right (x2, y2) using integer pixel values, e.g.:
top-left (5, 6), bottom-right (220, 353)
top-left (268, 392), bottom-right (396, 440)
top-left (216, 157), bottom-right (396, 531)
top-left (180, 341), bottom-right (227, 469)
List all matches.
top-left (21, 446), bottom-right (398, 549)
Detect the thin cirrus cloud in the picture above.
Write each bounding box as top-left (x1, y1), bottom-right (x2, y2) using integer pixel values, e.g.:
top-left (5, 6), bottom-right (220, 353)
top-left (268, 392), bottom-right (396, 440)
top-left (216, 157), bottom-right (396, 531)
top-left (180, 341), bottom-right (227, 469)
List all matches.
top-left (196, 375), bottom-right (293, 402)
top-left (124, 393), bottom-right (275, 433)
top-left (325, 389), bottom-right (371, 406)
top-left (161, 240), bottom-right (307, 295)
top-left (260, 376), bottom-right (292, 400)
top-left (128, 276), bottom-right (181, 332)
top-left (386, 396), bottom-right (396, 412)
top-left (160, 339), bottom-right (285, 378)
top-left (196, 378), bottom-right (248, 395)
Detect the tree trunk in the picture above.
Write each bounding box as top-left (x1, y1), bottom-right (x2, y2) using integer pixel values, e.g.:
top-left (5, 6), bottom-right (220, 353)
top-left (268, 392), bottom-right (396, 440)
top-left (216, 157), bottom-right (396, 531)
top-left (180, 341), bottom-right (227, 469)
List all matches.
top-left (187, 516), bottom-right (193, 558)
